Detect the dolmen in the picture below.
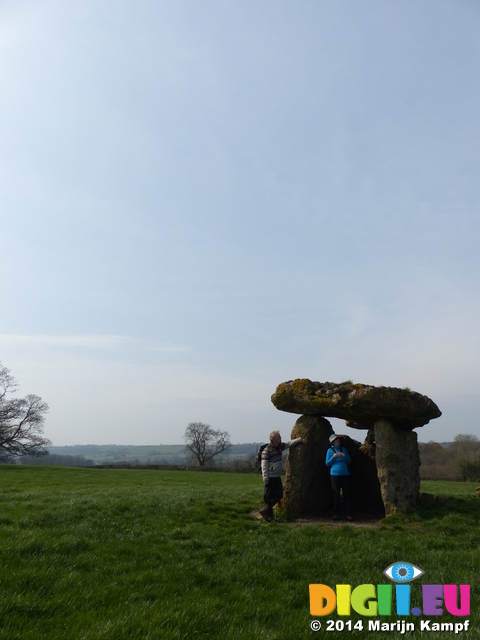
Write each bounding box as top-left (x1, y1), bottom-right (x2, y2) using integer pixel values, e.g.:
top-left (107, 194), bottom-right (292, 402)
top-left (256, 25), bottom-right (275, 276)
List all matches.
top-left (271, 379), bottom-right (442, 517)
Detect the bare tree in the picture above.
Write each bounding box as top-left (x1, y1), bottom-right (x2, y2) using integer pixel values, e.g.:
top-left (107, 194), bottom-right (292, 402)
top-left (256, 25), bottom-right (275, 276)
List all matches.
top-left (183, 422), bottom-right (231, 466)
top-left (0, 362), bottom-right (51, 463)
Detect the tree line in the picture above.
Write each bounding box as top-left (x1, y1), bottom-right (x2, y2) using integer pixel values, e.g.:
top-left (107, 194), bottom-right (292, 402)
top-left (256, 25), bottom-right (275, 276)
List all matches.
top-left (419, 434), bottom-right (480, 481)
top-left (20, 454), bottom-right (95, 466)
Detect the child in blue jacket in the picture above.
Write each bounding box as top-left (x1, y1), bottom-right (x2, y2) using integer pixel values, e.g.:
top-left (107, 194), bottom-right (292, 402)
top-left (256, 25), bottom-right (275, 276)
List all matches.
top-left (325, 434), bottom-right (353, 520)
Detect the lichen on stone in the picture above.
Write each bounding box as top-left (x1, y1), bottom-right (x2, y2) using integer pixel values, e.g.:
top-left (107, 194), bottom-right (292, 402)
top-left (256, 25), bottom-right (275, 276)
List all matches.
top-left (271, 379), bottom-right (441, 430)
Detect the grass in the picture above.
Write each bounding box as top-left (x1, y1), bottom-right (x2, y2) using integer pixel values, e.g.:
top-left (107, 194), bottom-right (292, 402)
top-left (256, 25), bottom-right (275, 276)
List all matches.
top-left (0, 467), bottom-right (478, 639)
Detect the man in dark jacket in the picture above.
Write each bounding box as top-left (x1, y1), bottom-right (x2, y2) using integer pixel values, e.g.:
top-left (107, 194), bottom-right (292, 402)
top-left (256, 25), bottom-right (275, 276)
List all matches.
top-left (260, 430), bottom-right (306, 522)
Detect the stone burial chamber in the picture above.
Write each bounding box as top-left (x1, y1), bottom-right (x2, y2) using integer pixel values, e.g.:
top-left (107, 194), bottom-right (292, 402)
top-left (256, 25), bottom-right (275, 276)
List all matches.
top-left (271, 379), bottom-right (442, 517)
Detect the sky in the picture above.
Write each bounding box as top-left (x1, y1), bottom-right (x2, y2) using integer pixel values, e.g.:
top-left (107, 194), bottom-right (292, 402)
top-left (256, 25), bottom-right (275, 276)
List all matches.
top-left (1, 0), bottom-right (479, 446)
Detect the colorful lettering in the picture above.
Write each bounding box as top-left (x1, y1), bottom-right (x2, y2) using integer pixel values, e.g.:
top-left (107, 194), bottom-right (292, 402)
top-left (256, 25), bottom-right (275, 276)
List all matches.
top-left (336, 584), bottom-right (351, 616)
top-left (351, 584), bottom-right (377, 616)
top-left (444, 584), bottom-right (470, 616)
top-left (423, 585), bottom-right (444, 616)
top-left (309, 580), bottom-right (470, 618)
top-left (377, 584), bottom-right (392, 615)
top-left (309, 584), bottom-right (336, 616)
top-left (395, 584), bottom-right (410, 616)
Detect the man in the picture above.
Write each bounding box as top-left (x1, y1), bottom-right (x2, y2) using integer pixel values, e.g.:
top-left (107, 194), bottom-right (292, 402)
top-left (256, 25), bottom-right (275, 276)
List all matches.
top-left (260, 430), bottom-right (306, 522)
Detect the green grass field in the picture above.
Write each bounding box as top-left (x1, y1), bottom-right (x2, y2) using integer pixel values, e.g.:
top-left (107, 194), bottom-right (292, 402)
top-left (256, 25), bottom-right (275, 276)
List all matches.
top-left (0, 466), bottom-right (478, 639)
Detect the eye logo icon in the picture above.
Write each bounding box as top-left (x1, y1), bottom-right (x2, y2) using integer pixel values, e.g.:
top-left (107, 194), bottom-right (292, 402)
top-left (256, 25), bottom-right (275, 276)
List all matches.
top-left (384, 562), bottom-right (424, 583)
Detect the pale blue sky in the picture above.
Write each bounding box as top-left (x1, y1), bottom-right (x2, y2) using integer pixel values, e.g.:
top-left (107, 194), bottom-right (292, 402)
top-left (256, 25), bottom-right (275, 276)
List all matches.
top-left (1, 0), bottom-right (479, 445)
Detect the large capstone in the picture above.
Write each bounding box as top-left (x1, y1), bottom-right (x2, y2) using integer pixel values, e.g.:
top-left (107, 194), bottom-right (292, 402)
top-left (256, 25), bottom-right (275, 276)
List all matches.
top-left (271, 379), bottom-right (441, 430)
top-left (271, 379), bottom-right (442, 517)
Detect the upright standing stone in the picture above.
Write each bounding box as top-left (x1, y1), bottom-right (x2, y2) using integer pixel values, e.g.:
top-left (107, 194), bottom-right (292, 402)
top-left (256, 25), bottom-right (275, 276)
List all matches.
top-left (374, 419), bottom-right (420, 515)
top-left (280, 415), bottom-right (333, 517)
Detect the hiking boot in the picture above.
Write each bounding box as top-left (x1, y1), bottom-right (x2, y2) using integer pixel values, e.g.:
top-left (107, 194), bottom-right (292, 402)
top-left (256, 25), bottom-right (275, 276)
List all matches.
top-left (259, 507), bottom-right (271, 522)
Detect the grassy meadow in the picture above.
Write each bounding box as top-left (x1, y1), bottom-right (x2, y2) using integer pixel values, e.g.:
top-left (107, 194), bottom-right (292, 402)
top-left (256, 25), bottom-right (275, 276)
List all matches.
top-left (0, 466), bottom-right (478, 639)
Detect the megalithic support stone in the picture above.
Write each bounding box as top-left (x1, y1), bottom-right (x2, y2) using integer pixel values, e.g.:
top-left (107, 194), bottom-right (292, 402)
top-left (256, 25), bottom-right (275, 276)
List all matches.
top-left (280, 415), bottom-right (334, 517)
top-left (374, 419), bottom-right (420, 515)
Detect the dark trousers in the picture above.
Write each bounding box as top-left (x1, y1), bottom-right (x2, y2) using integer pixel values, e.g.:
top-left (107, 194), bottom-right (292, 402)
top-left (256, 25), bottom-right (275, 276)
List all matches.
top-left (264, 477), bottom-right (283, 515)
top-left (331, 475), bottom-right (351, 516)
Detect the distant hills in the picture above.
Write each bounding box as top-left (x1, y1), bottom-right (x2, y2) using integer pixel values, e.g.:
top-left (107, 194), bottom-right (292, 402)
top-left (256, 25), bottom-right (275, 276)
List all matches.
top-left (47, 443), bottom-right (263, 466)
top-left (48, 440), bottom-right (451, 465)
top-left (17, 440), bottom-right (452, 468)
